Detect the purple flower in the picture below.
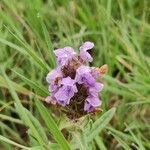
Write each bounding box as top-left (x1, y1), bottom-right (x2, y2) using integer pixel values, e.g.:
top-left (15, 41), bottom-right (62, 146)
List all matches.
top-left (54, 77), bottom-right (77, 106)
top-left (54, 47), bottom-right (77, 66)
top-left (75, 65), bottom-right (96, 87)
top-left (46, 41), bottom-right (105, 117)
top-left (80, 41), bottom-right (94, 62)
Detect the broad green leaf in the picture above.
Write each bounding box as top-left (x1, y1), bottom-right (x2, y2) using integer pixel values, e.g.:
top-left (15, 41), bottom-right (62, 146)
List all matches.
top-left (71, 132), bottom-right (87, 150)
top-left (86, 107), bottom-right (116, 142)
top-left (36, 100), bottom-right (71, 150)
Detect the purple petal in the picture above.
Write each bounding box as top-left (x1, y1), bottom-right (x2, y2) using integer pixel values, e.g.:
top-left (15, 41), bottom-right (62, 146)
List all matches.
top-left (75, 65), bottom-right (96, 86)
top-left (61, 77), bottom-right (78, 93)
top-left (81, 74), bottom-right (96, 86)
top-left (46, 68), bottom-right (62, 83)
top-left (57, 98), bottom-right (71, 106)
top-left (84, 102), bottom-right (95, 112)
top-left (54, 48), bottom-right (66, 57)
top-left (80, 50), bottom-right (93, 62)
top-left (89, 88), bottom-right (99, 97)
top-left (89, 82), bottom-right (104, 94)
top-left (76, 65), bottom-right (91, 74)
top-left (54, 78), bottom-right (77, 106)
top-left (63, 47), bottom-right (76, 56)
top-left (48, 84), bottom-right (58, 93)
top-left (80, 41), bottom-right (94, 51)
top-left (54, 86), bottom-right (70, 100)
top-left (86, 96), bottom-right (101, 107)
top-left (89, 82), bottom-right (103, 97)
top-left (61, 77), bottom-right (75, 86)
top-left (65, 86), bottom-right (75, 98)
top-left (54, 46), bottom-right (76, 66)
top-left (79, 41), bottom-right (94, 62)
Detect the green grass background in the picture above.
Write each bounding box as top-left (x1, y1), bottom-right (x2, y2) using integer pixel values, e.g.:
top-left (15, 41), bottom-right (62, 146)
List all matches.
top-left (0, 0), bottom-right (150, 149)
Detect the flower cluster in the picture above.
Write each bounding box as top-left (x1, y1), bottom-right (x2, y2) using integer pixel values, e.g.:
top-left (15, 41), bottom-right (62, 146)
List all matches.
top-left (46, 41), bottom-right (106, 118)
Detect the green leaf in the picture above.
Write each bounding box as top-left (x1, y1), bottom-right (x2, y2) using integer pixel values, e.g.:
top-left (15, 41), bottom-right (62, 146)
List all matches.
top-left (106, 127), bottom-right (134, 142)
top-left (95, 136), bottom-right (107, 150)
top-left (35, 100), bottom-right (71, 150)
top-left (86, 107), bottom-right (116, 142)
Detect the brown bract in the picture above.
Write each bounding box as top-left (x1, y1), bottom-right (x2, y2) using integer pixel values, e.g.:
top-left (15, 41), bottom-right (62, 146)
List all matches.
top-left (99, 64), bottom-right (108, 75)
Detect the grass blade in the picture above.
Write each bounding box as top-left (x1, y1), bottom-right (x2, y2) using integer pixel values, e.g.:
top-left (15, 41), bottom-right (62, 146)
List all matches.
top-left (110, 132), bottom-right (132, 150)
top-left (0, 135), bottom-right (31, 150)
top-left (12, 70), bottom-right (49, 96)
top-left (24, 108), bottom-right (49, 144)
top-left (0, 114), bottom-right (23, 125)
top-left (4, 25), bottom-right (50, 72)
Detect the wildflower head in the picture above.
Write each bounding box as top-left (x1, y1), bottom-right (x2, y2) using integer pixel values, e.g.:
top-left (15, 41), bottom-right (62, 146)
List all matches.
top-left (46, 41), bottom-right (107, 118)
